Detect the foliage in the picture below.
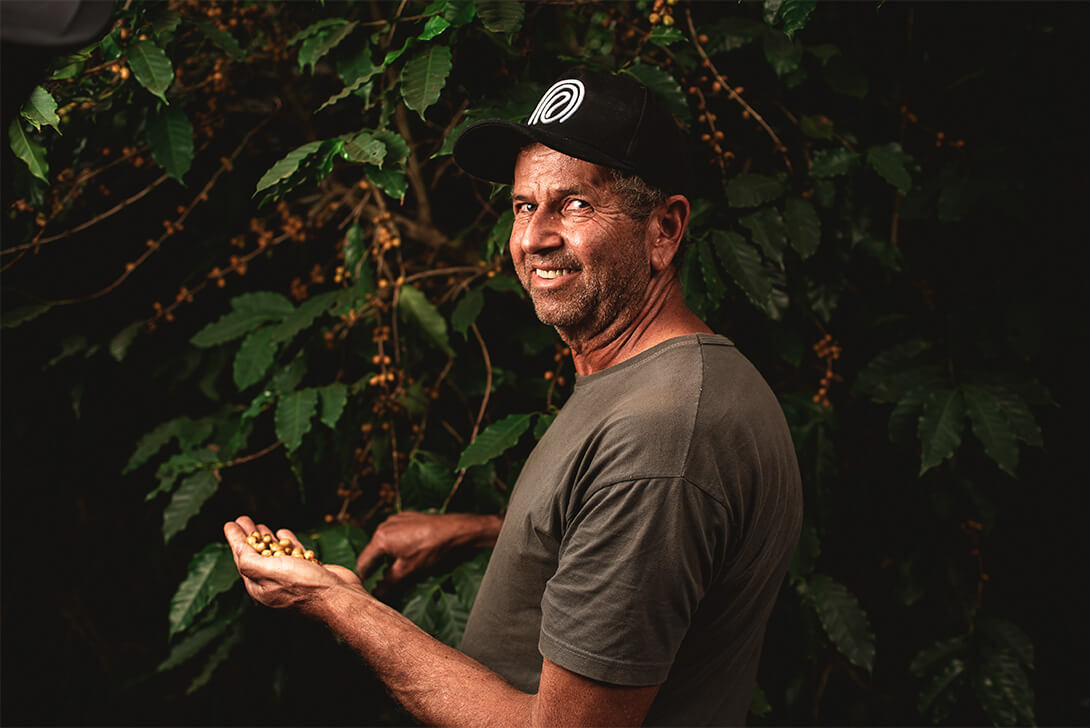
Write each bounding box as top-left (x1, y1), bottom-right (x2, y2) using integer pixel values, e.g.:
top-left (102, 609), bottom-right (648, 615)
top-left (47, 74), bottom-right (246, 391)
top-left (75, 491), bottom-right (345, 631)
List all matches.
top-left (4, 0), bottom-right (1079, 725)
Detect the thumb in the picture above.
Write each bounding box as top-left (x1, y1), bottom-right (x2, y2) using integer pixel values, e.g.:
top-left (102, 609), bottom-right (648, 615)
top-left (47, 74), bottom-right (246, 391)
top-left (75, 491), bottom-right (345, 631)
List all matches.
top-left (324, 564), bottom-right (362, 587)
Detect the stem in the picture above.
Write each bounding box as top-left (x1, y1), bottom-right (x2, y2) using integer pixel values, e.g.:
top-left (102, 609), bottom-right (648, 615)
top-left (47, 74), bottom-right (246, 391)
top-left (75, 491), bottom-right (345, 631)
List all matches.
top-left (441, 322), bottom-right (492, 513)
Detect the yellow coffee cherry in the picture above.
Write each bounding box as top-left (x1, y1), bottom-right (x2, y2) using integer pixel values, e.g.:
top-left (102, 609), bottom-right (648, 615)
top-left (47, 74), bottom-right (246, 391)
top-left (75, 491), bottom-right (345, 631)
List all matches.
top-left (261, 549), bottom-right (272, 557)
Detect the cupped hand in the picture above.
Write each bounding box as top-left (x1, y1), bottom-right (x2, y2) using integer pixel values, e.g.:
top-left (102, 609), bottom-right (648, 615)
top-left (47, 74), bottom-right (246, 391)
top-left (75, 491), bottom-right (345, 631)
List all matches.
top-left (224, 515), bottom-right (364, 614)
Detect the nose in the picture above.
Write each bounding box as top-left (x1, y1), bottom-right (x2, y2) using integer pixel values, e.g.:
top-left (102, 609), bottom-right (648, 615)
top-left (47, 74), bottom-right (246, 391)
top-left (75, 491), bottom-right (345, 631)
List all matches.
top-left (511, 208), bottom-right (563, 258)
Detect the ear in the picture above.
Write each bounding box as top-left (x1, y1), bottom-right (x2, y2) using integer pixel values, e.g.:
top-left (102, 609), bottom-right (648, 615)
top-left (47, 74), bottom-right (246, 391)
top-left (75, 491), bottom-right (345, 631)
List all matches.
top-left (648, 195), bottom-right (691, 272)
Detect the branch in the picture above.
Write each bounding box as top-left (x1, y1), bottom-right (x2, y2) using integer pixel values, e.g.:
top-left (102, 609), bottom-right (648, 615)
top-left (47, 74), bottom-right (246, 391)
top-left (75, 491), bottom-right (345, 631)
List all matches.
top-left (219, 440), bottom-right (283, 469)
top-left (394, 102), bottom-right (433, 225)
top-left (441, 322), bottom-right (492, 513)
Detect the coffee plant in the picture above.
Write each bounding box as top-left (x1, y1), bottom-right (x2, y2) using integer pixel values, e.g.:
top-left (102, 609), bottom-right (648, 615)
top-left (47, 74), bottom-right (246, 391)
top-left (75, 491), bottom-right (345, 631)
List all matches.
top-left (5, 1), bottom-right (1084, 724)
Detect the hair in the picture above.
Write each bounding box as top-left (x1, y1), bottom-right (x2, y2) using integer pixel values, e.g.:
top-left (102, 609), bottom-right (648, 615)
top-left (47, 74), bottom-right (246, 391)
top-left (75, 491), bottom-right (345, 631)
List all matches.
top-left (606, 168), bottom-right (668, 221)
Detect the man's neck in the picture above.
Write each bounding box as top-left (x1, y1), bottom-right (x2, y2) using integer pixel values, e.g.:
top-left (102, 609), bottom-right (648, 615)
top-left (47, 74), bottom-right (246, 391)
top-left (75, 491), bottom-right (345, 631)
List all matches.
top-left (560, 269), bottom-right (712, 377)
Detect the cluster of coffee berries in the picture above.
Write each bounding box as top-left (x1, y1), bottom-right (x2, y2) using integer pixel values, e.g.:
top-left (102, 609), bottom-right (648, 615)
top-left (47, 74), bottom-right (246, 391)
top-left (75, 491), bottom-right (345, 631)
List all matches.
top-left (648, 0), bottom-right (677, 26)
top-left (246, 531), bottom-right (319, 563)
top-left (812, 333), bottom-right (842, 408)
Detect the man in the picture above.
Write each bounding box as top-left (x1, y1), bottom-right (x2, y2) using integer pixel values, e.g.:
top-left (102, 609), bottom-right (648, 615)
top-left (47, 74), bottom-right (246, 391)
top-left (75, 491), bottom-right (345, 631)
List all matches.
top-left (225, 68), bottom-right (802, 726)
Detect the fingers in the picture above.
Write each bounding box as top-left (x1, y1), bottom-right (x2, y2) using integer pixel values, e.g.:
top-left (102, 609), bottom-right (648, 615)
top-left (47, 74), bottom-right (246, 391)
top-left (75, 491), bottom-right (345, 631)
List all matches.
top-left (386, 558), bottom-right (413, 586)
top-left (356, 539), bottom-right (387, 579)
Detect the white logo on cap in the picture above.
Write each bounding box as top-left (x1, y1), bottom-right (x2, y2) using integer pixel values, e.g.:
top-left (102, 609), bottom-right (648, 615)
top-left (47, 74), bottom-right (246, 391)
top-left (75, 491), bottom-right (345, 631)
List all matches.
top-left (527, 79), bottom-right (585, 125)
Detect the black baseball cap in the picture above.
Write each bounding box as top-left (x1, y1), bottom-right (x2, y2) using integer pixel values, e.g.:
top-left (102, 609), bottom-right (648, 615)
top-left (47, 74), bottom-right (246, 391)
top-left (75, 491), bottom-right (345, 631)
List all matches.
top-left (453, 68), bottom-right (692, 195)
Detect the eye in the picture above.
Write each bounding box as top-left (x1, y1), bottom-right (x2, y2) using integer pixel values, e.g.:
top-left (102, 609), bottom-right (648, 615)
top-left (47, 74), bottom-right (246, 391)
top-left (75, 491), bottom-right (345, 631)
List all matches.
top-left (514, 201), bottom-right (537, 214)
top-left (564, 198), bottom-right (591, 212)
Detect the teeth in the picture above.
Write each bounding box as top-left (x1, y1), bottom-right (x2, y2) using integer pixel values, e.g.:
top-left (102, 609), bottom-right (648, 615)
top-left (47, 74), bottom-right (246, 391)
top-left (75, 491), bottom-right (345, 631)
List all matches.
top-left (536, 269), bottom-right (573, 279)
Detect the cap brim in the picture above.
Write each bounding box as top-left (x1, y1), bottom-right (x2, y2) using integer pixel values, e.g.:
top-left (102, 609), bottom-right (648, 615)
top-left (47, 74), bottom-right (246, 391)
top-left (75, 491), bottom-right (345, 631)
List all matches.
top-left (453, 119), bottom-right (636, 185)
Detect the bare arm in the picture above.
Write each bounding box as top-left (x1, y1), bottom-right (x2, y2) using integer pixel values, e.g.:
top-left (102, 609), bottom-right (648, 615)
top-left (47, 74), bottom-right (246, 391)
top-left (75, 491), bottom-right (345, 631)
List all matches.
top-left (355, 511), bottom-right (503, 584)
top-left (224, 517), bottom-right (657, 727)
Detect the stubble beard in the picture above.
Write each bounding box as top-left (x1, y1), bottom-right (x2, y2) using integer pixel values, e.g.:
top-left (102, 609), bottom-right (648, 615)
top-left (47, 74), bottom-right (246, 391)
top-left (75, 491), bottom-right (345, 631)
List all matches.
top-left (525, 262), bottom-right (649, 341)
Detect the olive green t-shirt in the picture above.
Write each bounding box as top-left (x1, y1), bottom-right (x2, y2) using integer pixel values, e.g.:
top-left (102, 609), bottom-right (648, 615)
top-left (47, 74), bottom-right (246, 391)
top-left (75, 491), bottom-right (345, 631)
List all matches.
top-left (460, 334), bottom-right (802, 726)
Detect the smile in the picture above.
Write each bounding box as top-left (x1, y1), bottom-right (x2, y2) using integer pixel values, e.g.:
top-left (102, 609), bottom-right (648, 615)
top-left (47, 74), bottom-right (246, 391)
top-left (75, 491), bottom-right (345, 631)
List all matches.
top-left (534, 268), bottom-right (577, 279)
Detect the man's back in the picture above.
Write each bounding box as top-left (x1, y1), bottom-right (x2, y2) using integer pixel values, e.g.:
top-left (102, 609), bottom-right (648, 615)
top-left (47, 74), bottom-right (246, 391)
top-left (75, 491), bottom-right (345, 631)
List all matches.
top-left (461, 333), bottom-right (803, 725)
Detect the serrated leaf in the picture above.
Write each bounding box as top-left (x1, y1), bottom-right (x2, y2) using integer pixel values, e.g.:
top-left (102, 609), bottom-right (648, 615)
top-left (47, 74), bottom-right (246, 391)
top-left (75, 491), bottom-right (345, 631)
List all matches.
top-left (740, 208), bottom-right (788, 266)
top-left (726, 174), bottom-right (785, 208)
top-left (233, 327), bottom-right (278, 390)
top-left (275, 388), bottom-right (318, 453)
top-left (163, 469), bottom-right (220, 542)
top-left (888, 386), bottom-right (927, 448)
top-left (534, 411), bottom-right (556, 439)
top-left (476, 0), bottom-right (524, 35)
top-left (648, 26), bottom-right (685, 47)
top-left (456, 413), bottom-right (533, 470)
top-left (777, 0), bottom-right (817, 39)
top-left (486, 209), bottom-right (514, 260)
top-left (695, 238), bottom-right (726, 305)
top-left (973, 648), bottom-right (1036, 727)
top-left (621, 63), bottom-right (690, 123)
top-left (186, 623), bottom-right (243, 695)
top-left (402, 455), bottom-right (455, 509)
top-left (267, 290), bottom-right (340, 345)
top-left (318, 383), bottom-right (348, 429)
top-left (124, 419), bottom-right (180, 474)
top-left (317, 524), bottom-right (369, 569)
top-left (810, 147), bottom-right (859, 177)
top-left (157, 613), bottom-right (232, 672)
top-left (443, 0), bottom-right (476, 27)
top-left (287, 18), bottom-right (346, 47)
top-left (343, 131), bottom-right (387, 165)
top-left (365, 164), bottom-right (409, 201)
top-left (867, 142), bottom-right (912, 193)
top-left (298, 20), bottom-right (357, 74)
top-left (9, 120), bottom-right (49, 182)
top-left (910, 635), bottom-right (969, 677)
top-left (917, 388), bottom-right (966, 476)
top-left (419, 15), bottom-right (452, 41)
top-left (401, 45), bottom-right (453, 118)
top-left (963, 385), bottom-right (1020, 476)
top-left (194, 21), bottom-right (246, 61)
top-left (918, 657), bottom-right (967, 723)
top-left (254, 141), bottom-right (323, 195)
top-left (784, 197), bottom-right (821, 258)
top-left (979, 618), bottom-right (1034, 670)
top-left (191, 309), bottom-right (281, 348)
top-left (451, 551), bottom-right (489, 611)
top-left (853, 339), bottom-right (939, 403)
top-left (168, 543), bottom-right (239, 638)
top-left (711, 230), bottom-right (772, 309)
top-left (232, 291), bottom-right (295, 315)
top-left (451, 287), bottom-right (484, 338)
top-left (399, 284), bottom-right (453, 355)
top-left (270, 357), bottom-right (307, 395)
top-left (21, 86), bottom-right (60, 132)
top-left (402, 577), bottom-right (469, 647)
top-left (801, 573), bottom-right (876, 673)
top-left (127, 39), bottom-right (174, 102)
top-left (147, 108), bottom-right (194, 182)
top-left (151, 9), bottom-right (183, 35)
top-left (763, 29), bottom-right (802, 77)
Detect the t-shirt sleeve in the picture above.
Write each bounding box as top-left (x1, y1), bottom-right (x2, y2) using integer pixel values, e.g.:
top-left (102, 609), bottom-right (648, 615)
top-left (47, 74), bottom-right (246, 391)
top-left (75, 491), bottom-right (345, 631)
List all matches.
top-left (537, 477), bottom-right (727, 686)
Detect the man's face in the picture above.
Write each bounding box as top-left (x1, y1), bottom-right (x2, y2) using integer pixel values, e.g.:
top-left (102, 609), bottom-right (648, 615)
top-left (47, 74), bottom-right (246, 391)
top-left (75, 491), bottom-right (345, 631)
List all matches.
top-left (509, 145), bottom-right (655, 338)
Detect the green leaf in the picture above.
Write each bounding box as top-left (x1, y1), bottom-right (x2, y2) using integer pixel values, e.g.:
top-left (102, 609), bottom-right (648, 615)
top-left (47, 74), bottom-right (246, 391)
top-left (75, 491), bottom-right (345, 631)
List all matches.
top-left (910, 635), bottom-right (969, 677)
top-left (973, 648), bottom-right (1036, 727)
top-left (402, 455), bottom-right (455, 509)
top-left (402, 576), bottom-right (470, 647)
top-left (399, 284), bottom-right (453, 356)
top-left (917, 388), bottom-right (966, 476)
top-left (823, 55), bottom-right (869, 99)
top-left (151, 9), bottom-right (183, 35)
top-left (9, 120), bottom-right (49, 183)
top-left (270, 357), bottom-right (307, 395)
top-left (788, 522), bottom-right (820, 584)
top-left (157, 613), bottom-right (232, 672)
top-left (810, 148), bottom-right (859, 177)
top-left (194, 21), bottom-right (246, 61)
top-left (110, 321), bottom-right (143, 362)
top-left (621, 63), bottom-right (690, 123)
top-left (749, 683), bottom-right (772, 718)
top-left (534, 412), bottom-right (556, 439)
top-left (740, 207), bottom-right (788, 266)
top-left (147, 108), bottom-right (194, 182)
top-left (777, 0), bottom-right (817, 39)
top-left (486, 209), bottom-right (514, 260)
top-left (867, 142), bottom-right (912, 193)
top-left (476, 0), bottom-right (524, 36)
top-left (186, 622), bottom-right (243, 694)
top-left (254, 141), bottom-right (324, 195)
top-left (401, 45), bottom-right (453, 119)
top-left (163, 469), bottom-right (220, 542)
top-left (275, 388), bottom-right (318, 453)
top-left (763, 29), bottom-right (803, 78)
top-left (963, 385), bottom-right (1020, 476)
top-left (124, 419), bottom-right (180, 474)
top-left (191, 310), bottom-right (280, 348)
top-left (419, 15), bottom-right (452, 41)
top-left (648, 26), bottom-right (686, 47)
top-left (919, 657), bottom-right (968, 723)
top-left (267, 289), bottom-right (340, 345)
top-left (456, 413), bottom-right (533, 470)
top-left (298, 20), bottom-right (357, 74)
top-left (696, 238), bottom-right (726, 305)
top-left (979, 618), bottom-right (1034, 670)
top-left (233, 291), bottom-right (295, 315)
top-left (167, 543), bottom-right (239, 638)
top-left (799, 113), bottom-right (834, 140)
top-left (801, 573), bottom-right (876, 673)
top-left (343, 131), bottom-right (387, 165)
top-left (233, 327), bottom-right (279, 390)
top-left (365, 164), bottom-right (409, 201)
top-left (2, 302), bottom-right (52, 329)
top-left (888, 386), bottom-right (927, 448)
top-left (127, 39), bottom-right (174, 103)
top-left (711, 230), bottom-right (772, 309)
top-left (317, 524), bottom-right (369, 570)
top-left (443, 0), bottom-right (476, 27)
top-left (318, 382), bottom-right (348, 429)
top-left (21, 86), bottom-right (60, 132)
top-left (853, 339), bottom-right (939, 404)
top-left (726, 174), bottom-right (785, 208)
top-left (287, 18), bottom-right (347, 47)
top-left (451, 287), bottom-right (484, 339)
top-left (784, 197), bottom-right (821, 259)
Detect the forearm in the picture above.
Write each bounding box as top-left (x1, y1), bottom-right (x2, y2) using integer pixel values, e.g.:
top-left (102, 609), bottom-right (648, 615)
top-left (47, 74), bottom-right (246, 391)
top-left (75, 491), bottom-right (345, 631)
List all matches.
top-left (442, 513), bottom-right (504, 549)
top-left (309, 581), bottom-right (533, 727)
